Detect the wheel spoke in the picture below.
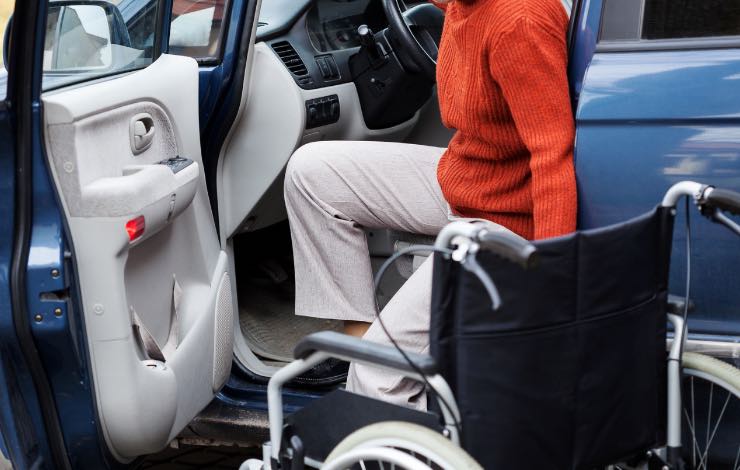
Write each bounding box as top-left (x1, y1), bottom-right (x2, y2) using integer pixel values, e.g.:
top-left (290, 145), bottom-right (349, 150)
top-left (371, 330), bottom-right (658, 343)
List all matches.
top-left (697, 389), bottom-right (732, 470)
top-left (732, 443), bottom-right (739, 470)
top-left (692, 376), bottom-right (697, 469)
top-left (706, 382), bottom-right (714, 456)
top-left (684, 407), bottom-right (705, 463)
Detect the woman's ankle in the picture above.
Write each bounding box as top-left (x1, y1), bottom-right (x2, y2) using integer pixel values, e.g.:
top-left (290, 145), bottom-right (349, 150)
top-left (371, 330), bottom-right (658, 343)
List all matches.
top-left (343, 320), bottom-right (371, 338)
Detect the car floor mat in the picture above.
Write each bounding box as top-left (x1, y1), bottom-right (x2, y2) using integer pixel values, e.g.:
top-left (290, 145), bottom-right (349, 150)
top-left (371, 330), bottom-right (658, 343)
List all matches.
top-left (238, 282), bottom-right (342, 362)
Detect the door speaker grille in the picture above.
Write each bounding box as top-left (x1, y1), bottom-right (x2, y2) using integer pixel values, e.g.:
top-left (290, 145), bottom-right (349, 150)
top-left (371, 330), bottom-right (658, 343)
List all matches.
top-left (213, 272), bottom-right (234, 391)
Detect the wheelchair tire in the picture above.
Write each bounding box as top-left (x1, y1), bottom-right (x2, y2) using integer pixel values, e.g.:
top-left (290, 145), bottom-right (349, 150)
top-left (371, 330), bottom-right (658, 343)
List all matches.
top-left (682, 352), bottom-right (740, 397)
top-left (681, 352), bottom-right (740, 469)
top-left (324, 421), bottom-right (482, 470)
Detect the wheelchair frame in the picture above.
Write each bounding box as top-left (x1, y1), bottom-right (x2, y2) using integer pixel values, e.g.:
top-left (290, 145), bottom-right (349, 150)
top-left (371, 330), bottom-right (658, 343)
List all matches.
top-left (254, 181), bottom-right (739, 470)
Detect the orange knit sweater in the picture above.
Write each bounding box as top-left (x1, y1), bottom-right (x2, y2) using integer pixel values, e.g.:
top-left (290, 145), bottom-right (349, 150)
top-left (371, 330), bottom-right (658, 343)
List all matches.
top-left (435, 0), bottom-right (577, 240)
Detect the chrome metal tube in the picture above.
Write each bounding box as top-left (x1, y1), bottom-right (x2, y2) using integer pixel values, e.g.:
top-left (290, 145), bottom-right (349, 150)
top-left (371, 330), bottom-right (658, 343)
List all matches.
top-left (666, 314), bottom-right (686, 450)
top-left (661, 181), bottom-right (706, 208)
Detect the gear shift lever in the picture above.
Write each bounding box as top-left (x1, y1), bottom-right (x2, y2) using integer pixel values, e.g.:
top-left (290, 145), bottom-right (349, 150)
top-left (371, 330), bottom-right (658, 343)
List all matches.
top-left (358, 24), bottom-right (384, 66)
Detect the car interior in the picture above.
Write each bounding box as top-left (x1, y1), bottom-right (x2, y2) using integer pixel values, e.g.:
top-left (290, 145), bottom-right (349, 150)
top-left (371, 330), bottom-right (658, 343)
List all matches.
top-left (36, 0), bottom-right (570, 462)
top-left (228, 0), bottom-right (570, 375)
top-left (224, 0), bottom-right (454, 377)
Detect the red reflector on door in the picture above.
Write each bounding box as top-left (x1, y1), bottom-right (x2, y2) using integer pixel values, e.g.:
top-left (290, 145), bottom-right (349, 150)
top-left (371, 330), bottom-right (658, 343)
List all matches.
top-left (126, 216), bottom-right (145, 241)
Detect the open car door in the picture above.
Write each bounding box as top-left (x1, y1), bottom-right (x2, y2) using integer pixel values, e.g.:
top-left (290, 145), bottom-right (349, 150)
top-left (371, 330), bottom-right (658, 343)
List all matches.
top-left (27, 0), bottom-right (234, 463)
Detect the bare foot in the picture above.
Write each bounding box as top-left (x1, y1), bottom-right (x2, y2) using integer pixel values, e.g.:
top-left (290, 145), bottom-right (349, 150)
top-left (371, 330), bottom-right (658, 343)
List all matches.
top-left (344, 320), bottom-right (371, 338)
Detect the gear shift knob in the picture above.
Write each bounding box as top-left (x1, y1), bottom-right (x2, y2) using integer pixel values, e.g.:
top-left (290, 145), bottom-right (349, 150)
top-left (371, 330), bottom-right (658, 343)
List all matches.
top-left (358, 24), bottom-right (374, 47)
top-left (357, 24), bottom-right (382, 63)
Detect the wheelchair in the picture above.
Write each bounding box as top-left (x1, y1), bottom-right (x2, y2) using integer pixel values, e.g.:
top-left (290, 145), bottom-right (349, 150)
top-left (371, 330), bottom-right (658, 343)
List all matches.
top-left (242, 181), bottom-right (740, 470)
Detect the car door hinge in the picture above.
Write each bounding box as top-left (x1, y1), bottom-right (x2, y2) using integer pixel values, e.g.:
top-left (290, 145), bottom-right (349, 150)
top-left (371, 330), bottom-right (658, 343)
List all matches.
top-left (26, 239), bottom-right (69, 329)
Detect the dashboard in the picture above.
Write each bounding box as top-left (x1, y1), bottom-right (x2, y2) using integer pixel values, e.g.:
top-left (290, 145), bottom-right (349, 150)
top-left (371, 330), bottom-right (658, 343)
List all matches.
top-left (257, 0), bottom-right (386, 49)
top-left (255, 0), bottom-right (389, 92)
top-left (306, 0), bottom-right (386, 52)
top-left (253, 0), bottom-right (434, 130)
top-left (220, 0), bottom-right (449, 240)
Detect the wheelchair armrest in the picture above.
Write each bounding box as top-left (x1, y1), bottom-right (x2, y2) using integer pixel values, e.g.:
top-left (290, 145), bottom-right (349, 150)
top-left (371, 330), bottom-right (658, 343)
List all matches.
top-left (294, 331), bottom-right (438, 375)
top-left (668, 294), bottom-right (695, 315)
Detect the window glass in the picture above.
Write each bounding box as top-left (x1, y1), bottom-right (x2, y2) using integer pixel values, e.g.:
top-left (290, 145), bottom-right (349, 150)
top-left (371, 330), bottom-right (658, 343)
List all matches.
top-left (42, 0), bottom-right (159, 91)
top-left (0, 0), bottom-right (13, 99)
top-left (169, 0), bottom-right (229, 62)
top-left (600, 0), bottom-right (643, 42)
top-left (643, 0), bottom-right (740, 40)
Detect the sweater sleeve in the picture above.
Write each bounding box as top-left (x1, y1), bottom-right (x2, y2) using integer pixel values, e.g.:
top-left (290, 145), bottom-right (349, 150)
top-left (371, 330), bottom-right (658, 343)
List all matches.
top-left (488, 18), bottom-right (577, 240)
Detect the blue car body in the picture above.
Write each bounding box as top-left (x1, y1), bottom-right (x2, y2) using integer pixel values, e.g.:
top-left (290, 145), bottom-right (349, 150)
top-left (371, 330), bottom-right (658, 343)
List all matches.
top-left (573, 0), bottom-right (740, 336)
top-left (0, 0), bottom-right (737, 467)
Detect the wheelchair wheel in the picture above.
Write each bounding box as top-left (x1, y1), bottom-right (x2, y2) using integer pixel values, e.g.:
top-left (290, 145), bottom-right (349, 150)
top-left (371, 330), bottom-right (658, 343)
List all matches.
top-left (323, 421), bottom-right (482, 470)
top-left (681, 352), bottom-right (740, 469)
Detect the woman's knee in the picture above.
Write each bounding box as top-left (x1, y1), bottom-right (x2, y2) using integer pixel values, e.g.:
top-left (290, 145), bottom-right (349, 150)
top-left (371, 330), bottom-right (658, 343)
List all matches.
top-left (286, 142), bottom-right (326, 185)
top-left (284, 141), bottom-right (346, 200)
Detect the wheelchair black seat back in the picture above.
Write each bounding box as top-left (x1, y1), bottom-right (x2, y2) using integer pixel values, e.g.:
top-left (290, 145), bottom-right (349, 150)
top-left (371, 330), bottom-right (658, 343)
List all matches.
top-left (430, 206), bottom-right (675, 469)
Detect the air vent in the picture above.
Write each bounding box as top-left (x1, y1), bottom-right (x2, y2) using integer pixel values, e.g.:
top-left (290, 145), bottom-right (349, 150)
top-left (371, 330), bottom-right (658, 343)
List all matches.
top-left (271, 41), bottom-right (308, 77)
top-left (257, 21), bottom-right (268, 27)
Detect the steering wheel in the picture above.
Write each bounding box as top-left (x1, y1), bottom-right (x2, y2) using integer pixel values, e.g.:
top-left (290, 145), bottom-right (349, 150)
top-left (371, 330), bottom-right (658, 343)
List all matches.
top-left (382, 0), bottom-right (445, 82)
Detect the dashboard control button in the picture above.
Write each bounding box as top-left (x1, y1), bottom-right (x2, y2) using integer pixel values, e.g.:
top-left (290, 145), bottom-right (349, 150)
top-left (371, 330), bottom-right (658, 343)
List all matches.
top-left (314, 55), bottom-right (340, 81)
top-left (317, 58), bottom-right (331, 77)
top-left (305, 95), bottom-right (340, 129)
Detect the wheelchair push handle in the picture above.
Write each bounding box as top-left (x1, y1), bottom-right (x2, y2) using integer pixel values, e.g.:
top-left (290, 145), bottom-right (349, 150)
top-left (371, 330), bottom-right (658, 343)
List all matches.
top-left (662, 181), bottom-right (740, 216)
top-left (434, 221), bottom-right (538, 268)
top-left (703, 188), bottom-right (740, 216)
top-left (477, 229), bottom-right (539, 269)
top-left (434, 222), bottom-right (537, 310)
top-left (662, 181), bottom-right (740, 237)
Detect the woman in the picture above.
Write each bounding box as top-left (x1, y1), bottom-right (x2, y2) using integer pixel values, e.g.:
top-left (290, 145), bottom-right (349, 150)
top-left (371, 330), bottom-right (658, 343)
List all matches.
top-left (284, 0), bottom-right (576, 409)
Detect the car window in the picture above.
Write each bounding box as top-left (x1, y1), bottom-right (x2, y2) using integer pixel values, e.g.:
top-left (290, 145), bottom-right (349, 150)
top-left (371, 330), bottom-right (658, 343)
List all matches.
top-left (168, 0), bottom-right (229, 63)
top-left (601, 0), bottom-right (740, 45)
top-left (0, 0), bottom-right (13, 100)
top-left (643, 0), bottom-right (740, 40)
top-left (42, 0), bottom-right (159, 91)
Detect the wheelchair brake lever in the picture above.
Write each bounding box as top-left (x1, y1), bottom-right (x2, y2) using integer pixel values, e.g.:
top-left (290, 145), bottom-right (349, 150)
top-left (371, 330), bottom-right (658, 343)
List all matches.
top-left (460, 247), bottom-right (503, 311)
top-left (713, 209), bottom-right (740, 237)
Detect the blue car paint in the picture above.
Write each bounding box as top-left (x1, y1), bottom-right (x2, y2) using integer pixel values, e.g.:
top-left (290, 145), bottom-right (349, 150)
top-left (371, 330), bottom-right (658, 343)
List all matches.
top-left (25, 116), bottom-right (109, 467)
top-left (567, 0), bottom-right (601, 104)
top-left (0, 3), bottom-right (72, 466)
top-left (576, 47), bottom-right (740, 335)
top-left (197, 0), bottom-right (249, 129)
top-left (0, 103), bottom-right (57, 469)
top-left (219, 373), bottom-right (323, 414)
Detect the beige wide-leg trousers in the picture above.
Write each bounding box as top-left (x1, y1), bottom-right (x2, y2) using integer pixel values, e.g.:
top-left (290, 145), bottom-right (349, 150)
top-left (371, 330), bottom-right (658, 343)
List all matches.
top-left (284, 140), bottom-right (453, 410)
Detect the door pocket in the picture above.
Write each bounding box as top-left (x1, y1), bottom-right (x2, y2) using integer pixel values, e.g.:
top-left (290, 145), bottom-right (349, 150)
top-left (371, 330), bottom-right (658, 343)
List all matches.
top-left (131, 275), bottom-right (182, 362)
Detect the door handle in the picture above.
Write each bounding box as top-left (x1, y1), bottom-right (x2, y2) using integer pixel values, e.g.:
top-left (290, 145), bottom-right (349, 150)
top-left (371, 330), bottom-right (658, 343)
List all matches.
top-left (130, 113), bottom-right (156, 154)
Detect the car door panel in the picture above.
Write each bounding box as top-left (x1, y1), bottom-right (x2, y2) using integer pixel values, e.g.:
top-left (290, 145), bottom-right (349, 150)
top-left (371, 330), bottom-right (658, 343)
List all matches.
top-left (575, 34), bottom-right (740, 332)
top-left (42, 54), bottom-right (234, 460)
